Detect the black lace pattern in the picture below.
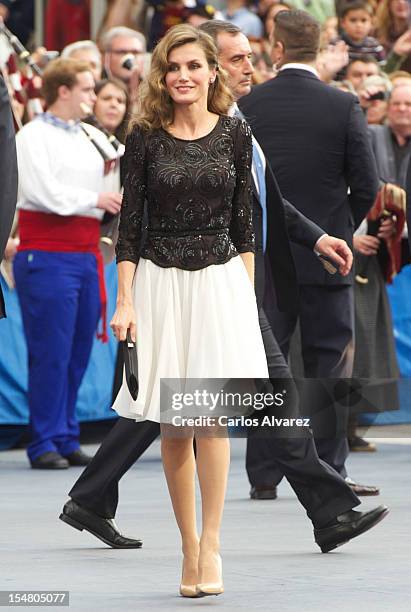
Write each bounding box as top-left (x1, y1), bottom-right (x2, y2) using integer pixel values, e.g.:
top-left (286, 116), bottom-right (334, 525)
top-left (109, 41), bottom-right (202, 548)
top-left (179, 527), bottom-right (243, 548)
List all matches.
top-left (116, 115), bottom-right (255, 270)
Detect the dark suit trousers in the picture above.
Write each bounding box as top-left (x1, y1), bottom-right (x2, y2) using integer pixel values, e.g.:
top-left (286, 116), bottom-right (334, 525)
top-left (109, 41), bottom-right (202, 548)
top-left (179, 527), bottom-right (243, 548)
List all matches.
top-left (69, 418), bottom-right (160, 518)
top-left (70, 308), bottom-right (358, 527)
top-left (261, 275), bottom-right (355, 481)
top-left (247, 309), bottom-right (358, 526)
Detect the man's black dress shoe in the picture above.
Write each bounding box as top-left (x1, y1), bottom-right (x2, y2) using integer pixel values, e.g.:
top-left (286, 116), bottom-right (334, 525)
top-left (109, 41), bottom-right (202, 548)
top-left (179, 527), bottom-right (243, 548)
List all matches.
top-left (314, 505), bottom-right (389, 553)
top-left (30, 452), bottom-right (69, 470)
top-left (250, 485), bottom-right (277, 500)
top-left (349, 436), bottom-right (377, 452)
top-left (59, 500), bottom-right (143, 549)
top-left (63, 449), bottom-right (92, 466)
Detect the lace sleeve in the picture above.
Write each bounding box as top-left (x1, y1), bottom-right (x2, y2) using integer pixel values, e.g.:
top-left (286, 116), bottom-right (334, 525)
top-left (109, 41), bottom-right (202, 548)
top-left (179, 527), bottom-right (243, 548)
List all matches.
top-left (115, 127), bottom-right (147, 264)
top-left (229, 118), bottom-right (255, 254)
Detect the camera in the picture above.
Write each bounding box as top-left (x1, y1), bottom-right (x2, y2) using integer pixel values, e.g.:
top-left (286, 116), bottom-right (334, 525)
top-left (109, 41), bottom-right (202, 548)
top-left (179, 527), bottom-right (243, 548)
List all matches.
top-left (368, 91), bottom-right (387, 102)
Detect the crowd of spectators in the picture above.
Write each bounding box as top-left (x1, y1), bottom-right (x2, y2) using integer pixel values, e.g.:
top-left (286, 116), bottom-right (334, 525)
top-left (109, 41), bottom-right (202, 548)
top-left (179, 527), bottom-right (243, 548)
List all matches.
top-left (2, 0), bottom-right (411, 127)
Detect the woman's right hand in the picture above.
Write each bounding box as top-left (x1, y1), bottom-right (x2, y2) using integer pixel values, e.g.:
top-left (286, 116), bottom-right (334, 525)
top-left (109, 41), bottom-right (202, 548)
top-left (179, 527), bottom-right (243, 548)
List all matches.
top-left (110, 301), bottom-right (137, 342)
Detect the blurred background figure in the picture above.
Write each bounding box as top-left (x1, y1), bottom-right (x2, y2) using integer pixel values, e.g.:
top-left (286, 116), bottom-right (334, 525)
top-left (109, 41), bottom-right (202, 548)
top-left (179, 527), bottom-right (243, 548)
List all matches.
top-left (92, 77), bottom-right (128, 142)
top-left (45, 0), bottom-right (90, 52)
top-left (222, 0), bottom-right (264, 38)
top-left (0, 71), bottom-right (18, 318)
top-left (185, 3), bottom-right (216, 27)
top-left (343, 56), bottom-right (381, 92)
top-left (0, 0), bottom-right (34, 47)
top-left (389, 69), bottom-right (411, 87)
top-left (284, 0), bottom-right (335, 24)
top-left (13, 58), bottom-right (122, 469)
top-left (336, 0), bottom-right (385, 63)
top-left (264, 2), bottom-right (291, 41)
top-left (358, 73), bottom-right (392, 125)
top-left (61, 40), bottom-right (102, 82)
top-left (369, 83), bottom-right (411, 186)
top-left (375, 0), bottom-right (410, 57)
top-left (86, 77), bottom-right (128, 271)
top-left (100, 26), bottom-right (146, 103)
top-left (348, 83), bottom-right (410, 452)
top-left (320, 15), bottom-right (338, 46)
top-left (249, 36), bottom-right (275, 82)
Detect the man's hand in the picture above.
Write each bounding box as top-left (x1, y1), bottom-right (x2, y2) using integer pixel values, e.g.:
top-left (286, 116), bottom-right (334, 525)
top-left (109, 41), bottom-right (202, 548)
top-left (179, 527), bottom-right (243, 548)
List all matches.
top-left (358, 85), bottom-right (386, 110)
top-left (315, 235), bottom-right (353, 275)
top-left (392, 29), bottom-right (411, 57)
top-left (3, 237), bottom-right (18, 261)
top-left (377, 217), bottom-right (396, 241)
top-left (317, 41), bottom-right (349, 82)
top-left (0, 5), bottom-right (10, 20)
top-left (97, 192), bottom-right (122, 214)
top-left (353, 235), bottom-right (380, 256)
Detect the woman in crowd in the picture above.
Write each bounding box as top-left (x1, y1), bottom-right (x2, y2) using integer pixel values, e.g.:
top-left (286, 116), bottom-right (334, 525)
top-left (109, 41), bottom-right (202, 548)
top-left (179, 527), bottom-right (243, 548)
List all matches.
top-left (110, 24), bottom-right (268, 598)
top-left (93, 77), bottom-right (129, 143)
top-left (375, 0), bottom-right (411, 55)
top-left (349, 202), bottom-right (401, 451)
top-left (84, 78), bottom-right (129, 265)
top-left (264, 1), bottom-right (291, 40)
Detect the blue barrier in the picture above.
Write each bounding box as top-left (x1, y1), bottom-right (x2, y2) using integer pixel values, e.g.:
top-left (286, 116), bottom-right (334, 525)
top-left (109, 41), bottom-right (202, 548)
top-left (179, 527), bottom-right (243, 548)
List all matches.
top-left (0, 262), bottom-right (119, 425)
top-left (360, 264), bottom-right (411, 425)
top-left (387, 264), bottom-right (411, 377)
top-left (1, 263), bottom-right (411, 432)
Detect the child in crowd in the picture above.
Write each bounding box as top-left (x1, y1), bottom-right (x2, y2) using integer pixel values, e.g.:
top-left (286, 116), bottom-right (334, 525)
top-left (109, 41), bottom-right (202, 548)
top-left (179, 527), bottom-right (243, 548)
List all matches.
top-left (338, 1), bottom-right (385, 62)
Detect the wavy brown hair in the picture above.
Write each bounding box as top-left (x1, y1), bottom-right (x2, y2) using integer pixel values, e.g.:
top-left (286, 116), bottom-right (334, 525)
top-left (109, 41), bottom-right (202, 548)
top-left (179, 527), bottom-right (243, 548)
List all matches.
top-left (129, 24), bottom-right (233, 132)
top-left (375, 0), bottom-right (409, 49)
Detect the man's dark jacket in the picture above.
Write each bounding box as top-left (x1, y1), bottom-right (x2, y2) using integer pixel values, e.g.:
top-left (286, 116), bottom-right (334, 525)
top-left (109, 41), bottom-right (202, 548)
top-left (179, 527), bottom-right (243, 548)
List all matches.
top-left (240, 68), bottom-right (379, 286)
top-left (0, 76), bottom-right (18, 318)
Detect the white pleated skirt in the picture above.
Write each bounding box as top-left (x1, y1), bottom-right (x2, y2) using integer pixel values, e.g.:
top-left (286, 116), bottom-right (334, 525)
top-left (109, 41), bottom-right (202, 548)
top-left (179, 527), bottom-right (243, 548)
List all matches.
top-left (112, 256), bottom-right (269, 422)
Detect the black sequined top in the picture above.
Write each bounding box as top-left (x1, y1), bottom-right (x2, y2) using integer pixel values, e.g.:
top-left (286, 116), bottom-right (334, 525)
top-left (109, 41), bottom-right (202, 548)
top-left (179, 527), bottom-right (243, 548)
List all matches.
top-left (116, 115), bottom-right (255, 270)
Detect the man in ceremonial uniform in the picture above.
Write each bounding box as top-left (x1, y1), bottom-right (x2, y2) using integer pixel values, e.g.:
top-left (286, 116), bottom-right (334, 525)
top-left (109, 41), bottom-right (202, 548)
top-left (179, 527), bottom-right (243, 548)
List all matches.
top-left (14, 58), bottom-right (122, 469)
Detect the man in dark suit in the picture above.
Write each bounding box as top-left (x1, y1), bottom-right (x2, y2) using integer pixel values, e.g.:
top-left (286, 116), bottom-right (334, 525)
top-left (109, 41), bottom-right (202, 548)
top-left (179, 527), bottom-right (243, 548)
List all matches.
top-left (0, 74), bottom-right (18, 318)
top-left (60, 20), bottom-right (387, 555)
top-left (239, 10), bottom-right (380, 493)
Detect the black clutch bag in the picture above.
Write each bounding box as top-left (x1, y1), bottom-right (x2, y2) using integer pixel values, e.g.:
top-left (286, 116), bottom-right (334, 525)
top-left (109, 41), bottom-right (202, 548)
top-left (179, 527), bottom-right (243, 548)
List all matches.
top-left (122, 330), bottom-right (138, 400)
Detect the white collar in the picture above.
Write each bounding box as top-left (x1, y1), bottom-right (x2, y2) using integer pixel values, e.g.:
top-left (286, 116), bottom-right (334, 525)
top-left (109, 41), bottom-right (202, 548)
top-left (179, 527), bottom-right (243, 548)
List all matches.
top-left (279, 63), bottom-right (319, 78)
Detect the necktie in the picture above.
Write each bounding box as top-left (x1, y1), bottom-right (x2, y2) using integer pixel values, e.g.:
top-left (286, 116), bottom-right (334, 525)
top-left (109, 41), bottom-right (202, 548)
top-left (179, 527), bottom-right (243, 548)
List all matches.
top-left (252, 138), bottom-right (267, 252)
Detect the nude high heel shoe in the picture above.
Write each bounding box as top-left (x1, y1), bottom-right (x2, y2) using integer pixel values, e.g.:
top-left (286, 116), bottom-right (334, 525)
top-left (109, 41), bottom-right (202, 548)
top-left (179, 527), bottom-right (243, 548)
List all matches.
top-left (180, 584), bottom-right (199, 598)
top-left (196, 553), bottom-right (224, 597)
top-left (179, 555), bottom-right (200, 598)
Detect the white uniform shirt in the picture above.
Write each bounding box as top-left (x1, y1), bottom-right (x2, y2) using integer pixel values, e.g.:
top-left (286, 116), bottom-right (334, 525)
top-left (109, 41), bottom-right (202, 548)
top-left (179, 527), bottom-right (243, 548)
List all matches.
top-left (16, 114), bottom-right (118, 220)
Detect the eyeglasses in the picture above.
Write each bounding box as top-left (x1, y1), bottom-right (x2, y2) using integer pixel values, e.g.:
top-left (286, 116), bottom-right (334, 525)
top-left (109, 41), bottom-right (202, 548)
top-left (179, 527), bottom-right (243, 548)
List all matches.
top-left (108, 49), bottom-right (144, 55)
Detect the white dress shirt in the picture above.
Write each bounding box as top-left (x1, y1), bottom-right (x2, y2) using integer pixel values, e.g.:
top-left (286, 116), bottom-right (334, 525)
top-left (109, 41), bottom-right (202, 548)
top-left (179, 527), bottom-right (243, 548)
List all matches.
top-left (279, 63), bottom-right (320, 78)
top-left (16, 114), bottom-right (117, 220)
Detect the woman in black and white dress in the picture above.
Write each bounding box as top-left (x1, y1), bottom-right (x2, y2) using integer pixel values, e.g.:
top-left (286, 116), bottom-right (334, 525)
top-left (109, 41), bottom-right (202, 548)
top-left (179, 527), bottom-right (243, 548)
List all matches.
top-left (110, 24), bottom-right (268, 598)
